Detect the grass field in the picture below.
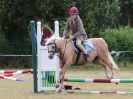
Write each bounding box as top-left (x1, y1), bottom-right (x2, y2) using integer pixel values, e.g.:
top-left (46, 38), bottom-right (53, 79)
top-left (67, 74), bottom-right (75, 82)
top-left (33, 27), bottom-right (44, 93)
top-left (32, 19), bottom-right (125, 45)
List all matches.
top-left (0, 66), bottom-right (133, 99)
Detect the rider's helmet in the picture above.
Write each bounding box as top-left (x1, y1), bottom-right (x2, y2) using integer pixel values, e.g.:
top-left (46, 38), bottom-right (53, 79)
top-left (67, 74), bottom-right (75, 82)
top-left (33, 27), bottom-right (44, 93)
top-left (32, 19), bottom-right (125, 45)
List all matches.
top-left (69, 7), bottom-right (79, 15)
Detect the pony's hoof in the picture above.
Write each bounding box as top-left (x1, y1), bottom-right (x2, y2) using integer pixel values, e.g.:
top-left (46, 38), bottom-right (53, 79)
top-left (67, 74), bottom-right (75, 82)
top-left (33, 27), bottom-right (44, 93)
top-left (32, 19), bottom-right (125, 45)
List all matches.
top-left (106, 76), bottom-right (116, 79)
top-left (112, 76), bottom-right (117, 79)
top-left (55, 84), bottom-right (60, 88)
top-left (56, 85), bottom-right (65, 93)
top-left (56, 88), bottom-right (63, 93)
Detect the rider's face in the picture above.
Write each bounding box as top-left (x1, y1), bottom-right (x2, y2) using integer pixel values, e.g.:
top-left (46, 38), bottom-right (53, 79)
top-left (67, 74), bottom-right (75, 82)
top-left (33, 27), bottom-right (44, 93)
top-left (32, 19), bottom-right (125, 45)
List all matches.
top-left (70, 14), bottom-right (77, 20)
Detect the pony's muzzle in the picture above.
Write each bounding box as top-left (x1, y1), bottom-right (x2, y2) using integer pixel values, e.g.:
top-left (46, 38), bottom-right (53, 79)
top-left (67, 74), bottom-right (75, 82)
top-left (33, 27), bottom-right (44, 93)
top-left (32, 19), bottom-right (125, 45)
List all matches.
top-left (48, 54), bottom-right (54, 59)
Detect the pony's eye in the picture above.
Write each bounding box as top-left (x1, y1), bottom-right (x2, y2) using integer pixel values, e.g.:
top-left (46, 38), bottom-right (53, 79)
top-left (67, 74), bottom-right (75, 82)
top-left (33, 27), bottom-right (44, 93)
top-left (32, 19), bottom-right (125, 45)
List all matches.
top-left (52, 46), bottom-right (55, 49)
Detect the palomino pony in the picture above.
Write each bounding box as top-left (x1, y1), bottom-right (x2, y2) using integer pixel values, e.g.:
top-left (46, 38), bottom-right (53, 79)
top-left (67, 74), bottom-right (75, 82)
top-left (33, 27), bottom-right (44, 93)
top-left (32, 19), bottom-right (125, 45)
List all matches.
top-left (46, 37), bottom-right (119, 92)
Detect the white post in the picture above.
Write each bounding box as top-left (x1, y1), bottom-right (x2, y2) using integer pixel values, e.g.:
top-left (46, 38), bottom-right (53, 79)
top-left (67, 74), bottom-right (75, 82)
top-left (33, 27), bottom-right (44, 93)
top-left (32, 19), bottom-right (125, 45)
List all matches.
top-left (54, 20), bottom-right (60, 85)
top-left (54, 21), bottom-right (59, 37)
top-left (37, 21), bottom-right (60, 92)
top-left (37, 21), bottom-right (41, 92)
top-left (37, 21), bottom-right (41, 47)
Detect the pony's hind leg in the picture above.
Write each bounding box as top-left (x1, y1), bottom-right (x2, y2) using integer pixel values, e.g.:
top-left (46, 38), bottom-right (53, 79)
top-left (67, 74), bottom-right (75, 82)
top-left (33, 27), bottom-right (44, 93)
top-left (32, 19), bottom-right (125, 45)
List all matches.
top-left (94, 58), bottom-right (115, 79)
top-left (101, 53), bottom-right (118, 79)
top-left (104, 66), bottom-right (116, 79)
top-left (101, 58), bottom-right (117, 79)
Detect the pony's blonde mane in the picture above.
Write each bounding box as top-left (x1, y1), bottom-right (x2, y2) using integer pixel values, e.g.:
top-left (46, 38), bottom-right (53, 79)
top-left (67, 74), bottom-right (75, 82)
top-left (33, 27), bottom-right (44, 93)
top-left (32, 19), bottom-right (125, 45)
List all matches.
top-left (45, 35), bottom-right (64, 45)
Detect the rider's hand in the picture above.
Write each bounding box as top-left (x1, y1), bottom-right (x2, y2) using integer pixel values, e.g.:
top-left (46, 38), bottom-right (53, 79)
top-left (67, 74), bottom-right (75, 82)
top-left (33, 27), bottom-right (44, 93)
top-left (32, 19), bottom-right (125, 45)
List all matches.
top-left (69, 36), bottom-right (73, 40)
top-left (63, 36), bottom-right (65, 39)
top-left (63, 35), bottom-right (70, 39)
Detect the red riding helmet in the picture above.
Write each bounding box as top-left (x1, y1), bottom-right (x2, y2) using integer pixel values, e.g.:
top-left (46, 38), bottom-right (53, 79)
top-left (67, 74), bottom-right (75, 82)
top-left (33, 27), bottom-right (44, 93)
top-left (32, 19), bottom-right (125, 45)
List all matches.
top-left (69, 7), bottom-right (78, 15)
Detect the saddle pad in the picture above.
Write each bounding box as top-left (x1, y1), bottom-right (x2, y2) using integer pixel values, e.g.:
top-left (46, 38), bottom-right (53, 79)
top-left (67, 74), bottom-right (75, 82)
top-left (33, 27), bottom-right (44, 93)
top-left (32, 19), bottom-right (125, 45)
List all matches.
top-left (83, 39), bottom-right (94, 52)
top-left (72, 39), bottom-right (94, 53)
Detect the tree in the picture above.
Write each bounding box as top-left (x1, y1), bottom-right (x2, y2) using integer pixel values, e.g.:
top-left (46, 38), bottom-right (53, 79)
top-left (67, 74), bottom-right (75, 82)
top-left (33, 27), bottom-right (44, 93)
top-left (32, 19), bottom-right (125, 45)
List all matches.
top-left (0, 0), bottom-right (37, 54)
top-left (74, 0), bottom-right (120, 37)
top-left (0, 0), bottom-right (121, 54)
top-left (119, 0), bottom-right (133, 27)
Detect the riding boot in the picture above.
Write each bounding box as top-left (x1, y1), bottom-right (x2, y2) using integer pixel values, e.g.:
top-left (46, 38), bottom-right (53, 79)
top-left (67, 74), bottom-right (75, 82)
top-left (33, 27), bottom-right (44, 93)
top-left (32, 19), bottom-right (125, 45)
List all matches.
top-left (84, 54), bottom-right (90, 62)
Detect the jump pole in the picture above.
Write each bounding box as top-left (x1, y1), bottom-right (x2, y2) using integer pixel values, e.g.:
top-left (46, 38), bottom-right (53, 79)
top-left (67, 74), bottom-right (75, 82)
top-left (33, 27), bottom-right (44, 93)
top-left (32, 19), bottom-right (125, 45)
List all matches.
top-left (0, 69), bottom-right (33, 74)
top-left (0, 75), bottom-right (24, 82)
top-left (1, 69), bottom-right (33, 77)
top-left (65, 78), bottom-right (133, 83)
top-left (0, 70), bottom-right (17, 74)
top-left (66, 90), bottom-right (133, 94)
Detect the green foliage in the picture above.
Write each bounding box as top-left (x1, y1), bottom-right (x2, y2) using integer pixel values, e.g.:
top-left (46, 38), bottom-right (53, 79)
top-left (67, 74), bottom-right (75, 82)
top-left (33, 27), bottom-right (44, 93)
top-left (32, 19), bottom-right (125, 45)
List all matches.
top-left (100, 27), bottom-right (133, 63)
top-left (0, 0), bottom-right (132, 68)
top-left (0, 0), bottom-right (36, 54)
top-left (75, 0), bottom-right (120, 37)
top-left (0, 33), bottom-right (14, 54)
top-left (119, 0), bottom-right (133, 26)
top-left (0, 0), bottom-right (121, 53)
top-left (100, 27), bottom-right (133, 51)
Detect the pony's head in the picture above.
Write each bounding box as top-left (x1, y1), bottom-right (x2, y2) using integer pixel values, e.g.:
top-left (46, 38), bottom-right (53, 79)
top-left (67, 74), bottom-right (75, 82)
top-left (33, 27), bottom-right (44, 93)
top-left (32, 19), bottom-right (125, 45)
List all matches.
top-left (47, 37), bottom-right (64, 59)
top-left (47, 38), bottom-right (58, 59)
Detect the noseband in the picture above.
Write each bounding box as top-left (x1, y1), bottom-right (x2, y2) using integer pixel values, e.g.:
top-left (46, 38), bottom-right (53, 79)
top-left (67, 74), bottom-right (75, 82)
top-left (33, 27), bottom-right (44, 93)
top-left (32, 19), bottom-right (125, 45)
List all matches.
top-left (47, 39), bottom-right (68, 62)
top-left (47, 40), bottom-right (58, 53)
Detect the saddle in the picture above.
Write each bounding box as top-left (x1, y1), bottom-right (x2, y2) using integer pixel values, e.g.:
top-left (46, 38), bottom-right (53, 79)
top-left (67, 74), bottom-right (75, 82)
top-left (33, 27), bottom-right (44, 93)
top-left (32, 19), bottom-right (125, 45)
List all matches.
top-left (72, 38), bottom-right (94, 64)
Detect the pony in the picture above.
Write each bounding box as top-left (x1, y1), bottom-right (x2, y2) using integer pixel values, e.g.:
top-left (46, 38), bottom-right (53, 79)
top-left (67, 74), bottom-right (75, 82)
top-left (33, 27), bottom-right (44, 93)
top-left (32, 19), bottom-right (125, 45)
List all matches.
top-left (46, 37), bottom-right (119, 92)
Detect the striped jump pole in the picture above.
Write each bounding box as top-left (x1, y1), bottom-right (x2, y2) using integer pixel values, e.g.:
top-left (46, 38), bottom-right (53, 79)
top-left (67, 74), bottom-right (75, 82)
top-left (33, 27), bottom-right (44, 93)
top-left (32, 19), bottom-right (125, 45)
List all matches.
top-left (1, 69), bottom-right (33, 77)
top-left (0, 69), bottom-right (33, 74)
top-left (64, 78), bottom-right (133, 83)
top-left (66, 90), bottom-right (133, 94)
top-left (0, 75), bottom-right (25, 82)
top-left (0, 70), bottom-right (18, 74)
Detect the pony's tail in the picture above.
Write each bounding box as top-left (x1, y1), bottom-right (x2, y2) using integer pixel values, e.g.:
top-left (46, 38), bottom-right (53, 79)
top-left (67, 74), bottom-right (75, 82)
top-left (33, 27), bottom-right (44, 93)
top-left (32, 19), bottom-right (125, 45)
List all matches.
top-left (108, 52), bottom-right (120, 70)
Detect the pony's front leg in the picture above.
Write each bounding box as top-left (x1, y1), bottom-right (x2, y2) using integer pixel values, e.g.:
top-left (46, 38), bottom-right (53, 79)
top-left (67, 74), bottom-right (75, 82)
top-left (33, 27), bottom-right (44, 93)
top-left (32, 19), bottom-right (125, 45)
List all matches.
top-left (56, 66), bottom-right (68, 93)
top-left (56, 71), bottom-right (64, 93)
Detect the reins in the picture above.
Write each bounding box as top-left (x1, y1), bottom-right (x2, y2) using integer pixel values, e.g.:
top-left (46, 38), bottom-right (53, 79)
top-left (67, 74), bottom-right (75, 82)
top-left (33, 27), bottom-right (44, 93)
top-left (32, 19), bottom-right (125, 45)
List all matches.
top-left (48, 38), bottom-right (71, 65)
top-left (56, 39), bottom-right (68, 64)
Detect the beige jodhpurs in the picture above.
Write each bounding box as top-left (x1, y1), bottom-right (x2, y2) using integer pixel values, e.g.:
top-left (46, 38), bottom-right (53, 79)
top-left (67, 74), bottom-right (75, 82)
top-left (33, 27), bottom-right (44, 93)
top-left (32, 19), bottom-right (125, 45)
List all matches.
top-left (76, 35), bottom-right (87, 54)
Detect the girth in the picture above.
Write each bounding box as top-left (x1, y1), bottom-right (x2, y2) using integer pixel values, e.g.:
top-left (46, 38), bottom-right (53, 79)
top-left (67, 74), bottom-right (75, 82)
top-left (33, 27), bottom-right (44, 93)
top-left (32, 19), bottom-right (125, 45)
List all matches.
top-left (72, 38), bottom-right (82, 65)
top-left (74, 52), bottom-right (81, 65)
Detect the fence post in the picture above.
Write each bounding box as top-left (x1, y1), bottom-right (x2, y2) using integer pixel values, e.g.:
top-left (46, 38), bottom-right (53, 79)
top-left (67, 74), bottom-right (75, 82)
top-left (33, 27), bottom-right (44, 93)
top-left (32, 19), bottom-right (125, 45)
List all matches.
top-left (30, 21), bottom-right (38, 93)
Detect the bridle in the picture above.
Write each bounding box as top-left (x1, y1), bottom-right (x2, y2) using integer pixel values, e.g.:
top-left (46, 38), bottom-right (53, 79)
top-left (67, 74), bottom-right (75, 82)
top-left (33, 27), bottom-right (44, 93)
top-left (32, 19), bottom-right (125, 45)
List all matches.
top-left (47, 41), bottom-right (58, 53)
top-left (47, 39), bottom-right (68, 62)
